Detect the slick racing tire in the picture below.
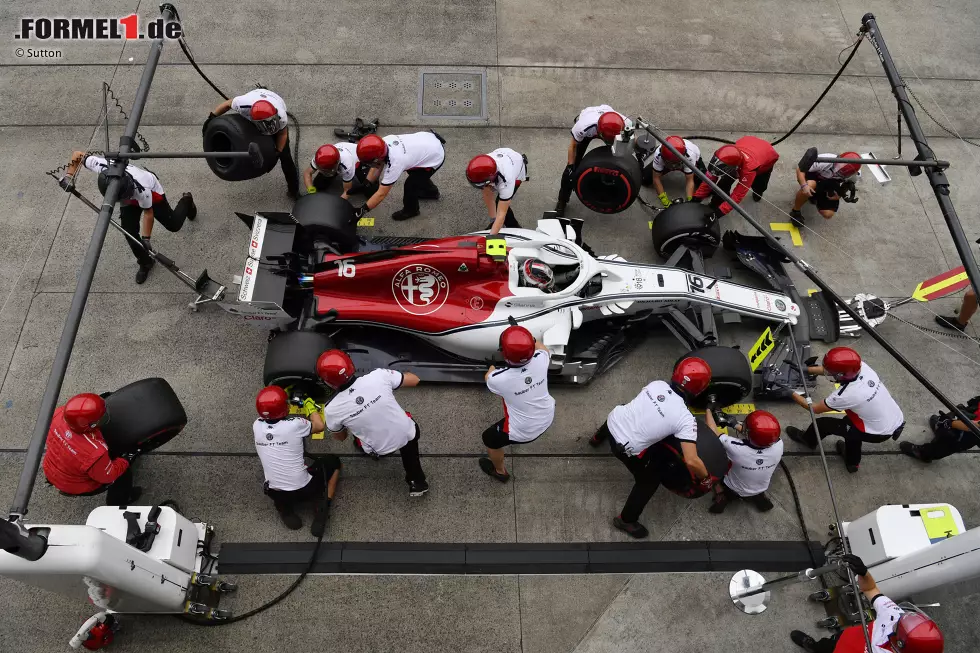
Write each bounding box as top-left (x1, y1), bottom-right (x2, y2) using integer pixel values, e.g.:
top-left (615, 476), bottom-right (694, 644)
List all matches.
top-left (291, 193), bottom-right (359, 254)
top-left (100, 377), bottom-right (187, 457)
top-left (654, 424), bottom-right (730, 499)
top-left (676, 346), bottom-right (752, 410)
top-left (651, 201), bottom-right (720, 259)
top-left (203, 113), bottom-right (279, 181)
top-left (573, 146), bottom-right (642, 214)
top-left (264, 330), bottom-right (336, 402)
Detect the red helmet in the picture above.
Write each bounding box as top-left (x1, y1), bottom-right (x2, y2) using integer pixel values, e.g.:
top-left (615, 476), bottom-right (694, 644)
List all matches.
top-left (892, 612), bottom-right (944, 653)
top-left (744, 410), bottom-right (781, 448)
top-left (256, 385), bottom-right (289, 420)
top-left (250, 99), bottom-right (278, 122)
top-left (499, 325), bottom-right (536, 366)
top-left (708, 144), bottom-right (743, 179)
top-left (313, 144), bottom-right (341, 171)
top-left (597, 112), bottom-right (626, 142)
top-left (81, 622), bottom-right (114, 651)
top-left (317, 349), bottom-right (356, 389)
top-left (356, 134), bottom-right (387, 164)
top-left (662, 136), bottom-right (687, 163)
top-left (671, 357), bottom-right (712, 398)
top-left (63, 393), bottom-right (108, 434)
top-left (836, 151), bottom-right (861, 178)
top-left (823, 347), bottom-right (862, 382)
top-left (466, 154), bottom-right (498, 188)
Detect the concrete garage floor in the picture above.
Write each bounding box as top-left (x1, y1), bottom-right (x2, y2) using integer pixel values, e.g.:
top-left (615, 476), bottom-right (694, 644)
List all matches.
top-left (2, 0), bottom-right (980, 651)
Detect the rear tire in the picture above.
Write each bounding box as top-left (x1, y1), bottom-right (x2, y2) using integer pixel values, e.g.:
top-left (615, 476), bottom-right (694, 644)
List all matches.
top-left (291, 193), bottom-right (359, 254)
top-left (677, 346), bottom-right (752, 409)
top-left (100, 378), bottom-right (187, 457)
top-left (203, 114), bottom-right (279, 181)
top-left (573, 146), bottom-right (642, 214)
top-left (264, 331), bottom-right (336, 402)
top-left (654, 424), bottom-right (729, 498)
top-left (651, 201), bottom-right (720, 258)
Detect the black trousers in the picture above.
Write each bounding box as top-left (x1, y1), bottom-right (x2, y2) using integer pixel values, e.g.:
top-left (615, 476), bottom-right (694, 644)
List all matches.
top-left (708, 168), bottom-right (773, 209)
top-left (918, 427), bottom-right (976, 461)
top-left (556, 138), bottom-right (593, 208)
top-left (265, 454), bottom-right (341, 513)
top-left (800, 416), bottom-right (901, 467)
top-left (399, 425), bottom-right (426, 483)
top-left (810, 633), bottom-right (840, 653)
top-left (118, 195), bottom-right (194, 264)
top-left (486, 196), bottom-right (522, 230)
top-left (279, 136), bottom-right (299, 195)
top-left (402, 167), bottom-right (441, 213)
top-left (595, 422), bottom-right (662, 523)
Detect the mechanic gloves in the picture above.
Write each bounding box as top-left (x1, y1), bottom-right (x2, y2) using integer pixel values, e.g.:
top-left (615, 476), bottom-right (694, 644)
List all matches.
top-left (352, 205), bottom-right (369, 222)
top-left (58, 175), bottom-right (75, 192)
top-left (840, 553), bottom-right (868, 577)
top-left (202, 112), bottom-right (217, 136)
top-left (306, 186), bottom-right (317, 195)
top-left (658, 192), bottom-right (672, 208)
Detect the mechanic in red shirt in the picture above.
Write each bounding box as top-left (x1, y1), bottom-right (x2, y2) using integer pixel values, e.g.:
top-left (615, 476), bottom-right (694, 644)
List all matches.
top-left (790, 554), bottom-right (943, 653)
top-left (42, 393), bottom-right (141, 506)
top-left (693, 136), bottom-right (779, 218)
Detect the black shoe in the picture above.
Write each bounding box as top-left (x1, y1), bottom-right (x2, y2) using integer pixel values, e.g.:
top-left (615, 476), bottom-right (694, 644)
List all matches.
top-left (277, 508), bottom-right (303, 530)
top-left (928, 415), bottom-right (940, 433)
top-left (478, 457), bottom-right (511, 483)
top-left (900, 441), bottom-right (930, 463)
top-left (408, 480), bottom-right (429, 497)
top-left (126, 487), bottom-right (143, 504)
top-left (934, 314), bottom-right (967, 332)
top-left (750, 492), bottom-right (774, 512)
top-left (789, 209), bottom-right (805, 227)
top-left (613, 516), bottom-right (649, 539)
top-left (708, 491), bottom-right (730, 514)
top-left (835, 440), bottom-right (859, 473)
top-left (392, 208), bottom-right (421, 221)
top-left (752, 192), bottom-right (762, 202)
top-left (785, 426), bottom-right (814, 449)
top-left (135, 260), bottom-right (154, 284)
top-left (790, 630), bottom-right (818, 653)
top-left (183, 192), bottom-right (197, 221)
top-left (310, 499), bottom-right (331, 538)
top-left (588, 431), bottom-right (607, 448)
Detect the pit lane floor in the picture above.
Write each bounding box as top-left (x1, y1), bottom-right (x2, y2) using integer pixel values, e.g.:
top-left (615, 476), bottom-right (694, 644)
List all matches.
top-left (1, 0), bottom-right (980, 651)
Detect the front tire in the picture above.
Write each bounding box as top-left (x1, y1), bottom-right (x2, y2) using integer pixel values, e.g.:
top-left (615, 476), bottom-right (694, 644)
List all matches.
top-left (677, 346), bottom-right (752, 409)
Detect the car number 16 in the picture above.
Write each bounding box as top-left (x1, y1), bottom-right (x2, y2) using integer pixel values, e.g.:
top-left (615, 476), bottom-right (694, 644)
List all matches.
top-left (337, 260), bottom-right (356, 278)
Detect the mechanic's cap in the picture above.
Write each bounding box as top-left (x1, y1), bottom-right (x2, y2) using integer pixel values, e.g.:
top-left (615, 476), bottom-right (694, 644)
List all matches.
top-left (256, 385), bottom-right (289, 420)
top-left (597, 112), bottom-right (626, 142)
top-left (317, 349), bottom-right (356, 389)
top-left (250, 100), bottom-right (278, 122)
top-left (744, 410), bottom-right (781, 448)
top-left (835, 151), bottom-right (862, 178)
top-left (63, 393), bottom-right (108, 434)
top-left (662, 136), bottom-right (687, 163)
top-left (671, 357), bottom-right (712, 398)
top-left (314, 144), bottom-right (341, 171)
top-left (356, 134), bottom-right (388, 164)
top-left (500, 325), bottom-right (536, 366)
top-left (466, 154), bottom-right (498, 188)
top-left (822, 347), bottom-right (861, 382)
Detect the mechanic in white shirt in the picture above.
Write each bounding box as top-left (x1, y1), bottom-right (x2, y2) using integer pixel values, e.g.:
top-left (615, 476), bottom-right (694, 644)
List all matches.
top-left (791, 554), bottom-right (944, 653)
top-left (62, 150), bottom-right (197, 284)
top-left (465, 148), bottom-right (530, 235)
top-left (478, 326), bottom-right (555, 482)
top-left (646, 135), bottom-right (704, 207)
top-left (253, 386), bottom-right (341, 536)
top-left (704, 409), bottom-right (783, 514)
top-left (207, 88), bottom-right (298, 198)
top-left (317, 349), bottom-right (429, 496)
top-left (354, 131), bottom-right (446, 222)
top-left (785, 347), bottom-right (905, 473)
top-left (589, 357), bottom-right (713, 539)
top-left (789, 149), bottom-right (862, 226)
top-left (555, 104), bottom-right (632, 215)
top-left (303, 142), bottom-right (371, 198)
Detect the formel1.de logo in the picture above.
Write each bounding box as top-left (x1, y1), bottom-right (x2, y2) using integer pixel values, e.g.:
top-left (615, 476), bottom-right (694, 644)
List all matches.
top-left (392, 264), bottom-right (450, 315)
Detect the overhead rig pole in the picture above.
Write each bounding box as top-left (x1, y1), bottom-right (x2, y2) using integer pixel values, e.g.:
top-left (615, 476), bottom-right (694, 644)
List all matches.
top-left (0, 4), bottom-right (177, 560)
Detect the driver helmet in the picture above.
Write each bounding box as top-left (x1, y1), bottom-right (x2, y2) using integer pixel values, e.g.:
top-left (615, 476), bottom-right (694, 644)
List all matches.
top-left (521, 259), bottom-right (555, 291)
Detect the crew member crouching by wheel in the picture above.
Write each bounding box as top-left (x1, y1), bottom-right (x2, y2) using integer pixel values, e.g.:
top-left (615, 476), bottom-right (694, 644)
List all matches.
top-left (901, 396), bottom-right (980, 463)
top-left (62, 151), bottom-right (197, 285)
top-left (555, 105), bottom-right (631, 216)
top-left (318, 350), bottom-right (429, 496)
top-left (692, 136), bottom-right (779, 219)
top-left (479, 326), bottom-right (555, 482)
top-left (42, 393), bottom-right (142, 506)
top-left (303, 142), bottom-right (368, 198)
top-left (648, 136), bottom-right (704, 208)
top-left (589, 357), bottom-right (713, 538)
top-left (704, 409), bottom-right (783, 514)
top-left (355, 131), bottom-right (446, 222)
top-left (785, 347), bottom-right (905, 473)
top-left (789, 151), bottom-right (861, 227)
top-left (253, 386), bottom-right (340, 536)
top-left (466, 148), bottom-right (529, 235)
top-left (790, 554), bottom-right (944, 653)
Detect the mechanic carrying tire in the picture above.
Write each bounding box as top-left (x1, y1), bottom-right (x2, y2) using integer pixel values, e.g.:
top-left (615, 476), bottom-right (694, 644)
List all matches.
top-left (646, 136), bottom-right (706, 207)
top-left (466, 148), bottom-right (529, 235)
top-left (789, 148), bottom-right (862, 227)
top-left (303, 142), bottom-right (376, 199)
top-left (354, 131), bottom-right (446, 222)
top-left (204, 88), bottom-right (298, 197)
top-left (693, 136), bottom-right (779, 219)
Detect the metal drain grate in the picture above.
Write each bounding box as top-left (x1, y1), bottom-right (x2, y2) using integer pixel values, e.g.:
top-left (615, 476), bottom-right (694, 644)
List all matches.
top-left (419, 70), bottom-right (487, 120)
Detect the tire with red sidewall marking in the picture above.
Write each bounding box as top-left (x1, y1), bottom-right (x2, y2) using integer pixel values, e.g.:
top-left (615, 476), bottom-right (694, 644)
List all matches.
top-left (573, 146), bottom-right (642, 214)
top-left (100, 377), bottom-right (187, 457)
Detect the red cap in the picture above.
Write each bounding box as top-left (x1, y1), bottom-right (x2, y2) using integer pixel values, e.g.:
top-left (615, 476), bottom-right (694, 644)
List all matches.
top-left (744, 410), bottom-right (781, 448)
top-left (597, 112), bottom-right (626, 142)
top-left (250, 100), bottom-right (278, 121)
top-left (499, 326), bottom-right (536, 366)
top-left (63, 393), bottom-right (107, 434)
top-left (893, 612), bottom-right (944, 653)
top-left (356, 134), bottom-right (387, 164)
top-left (671, 357), bottom-right (712, 397)
top-left (466, 154), bottom-right (498, 187)
top-left (256, 386), bottom-right (289, 420)
top-left (662, 136), bottom-right (687, 163)
top-left (317, 349), bottom-right (356, 389)
top-left (314, 144), bottom-right (341, 171)
top-left (823, 347), bottom-right (862, 382)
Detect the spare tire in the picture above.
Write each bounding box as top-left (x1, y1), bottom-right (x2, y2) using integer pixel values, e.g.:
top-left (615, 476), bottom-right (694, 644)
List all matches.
top-left (203, 113), bottom-right (279, 181)
top-left (264, 331), bottom-right (336, 402)
top-left (573, 146), bottom-right (642, 214)
top-left (291, 193), bottom-right (359, 254)
top-left (676, 346), bottom-right (752, 409)
top-left (100, 378), bottom-right (187, 457)
top-left (651, 201), bottom-right (720, 259)
top-left (655, 423), bottom-right (731, 498)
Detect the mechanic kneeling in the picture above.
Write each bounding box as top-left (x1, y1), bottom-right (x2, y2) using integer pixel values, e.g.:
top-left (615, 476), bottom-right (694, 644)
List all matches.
top-left (318, 350), bottom-right (429, 497)
top-left (785, 347), bottom-right (905, 473)
top-left (303, 142), bottom-right (374, 198)
top-left (555, 105), bottom-right (631, 216)
top-left (589, 357), bottom-right (713, 538)
top-left (704, 409), bottom-right (783, 514)
top-left (466, 148), bottom-right (529, 234)
top-left (789, 150), bottom-right (861, 227)
top-left (254, 386), bottom-right (340, 536)
top-left (693, 136), bottom-right (779, 219)
top-left (42, 393), bottom-right (142, 506)
top-left (901, 395), bottom-right (980, 463)
top-left (355, 131), bottom-right (446, 222)
top-left (479, 326), bottom-right (555, 482)
top-left (648, 135), bottom-right (705, 208)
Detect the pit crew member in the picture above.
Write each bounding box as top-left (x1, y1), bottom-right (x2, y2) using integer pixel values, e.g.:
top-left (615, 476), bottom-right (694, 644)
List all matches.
top-left (934, 287), bottom-right (976, 332)
top-left (789, 150), bottom-right (861, 226)
top-left (42, 393), bottom-right (141, 506)
top-left (302, 142), bottom-right (364, 197)
top-left (785, 347), bottom-right (905, 473)
top-left (355, 131), bottom-right (446, 221)
top-left (901, 395), bottom-right (980, 462)
top-left (318, 350), bottom-right (429, 496)
top-left (647, 135), bottom-right (704, 207)
top-left (704, 409), bottom-right (783, 514)
top-left (63, 150), bottom-right (197, 285)
top-left (206, 88), bottom-right (298, 198)
top-left (466, 148), bottom-right (529, 234)
top-left (693, 136), bottom-right (780, 217)
top-left (790, 554), bottom-right (944, 653)
top-left (479, 326), bottom-right (555, 482)
top-left (589, 357), bottom-right (713, 538)
top-left (253, 386), bottom-right (340, 536)
top-left (555, 105), bottom-right (632, 215)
